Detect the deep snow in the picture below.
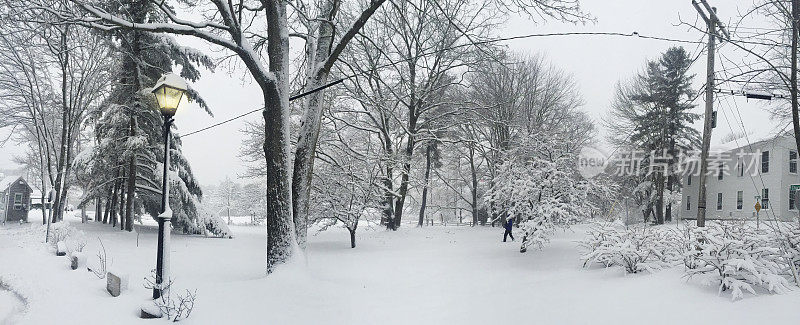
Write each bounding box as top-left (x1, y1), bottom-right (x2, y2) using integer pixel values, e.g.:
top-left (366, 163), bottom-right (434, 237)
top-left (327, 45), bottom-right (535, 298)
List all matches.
top-left (2, 212), bottom-right (800, 324)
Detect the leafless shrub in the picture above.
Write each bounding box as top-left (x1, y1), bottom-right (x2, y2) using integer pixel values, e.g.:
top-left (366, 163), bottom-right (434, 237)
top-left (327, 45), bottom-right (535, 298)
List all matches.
top-left (90, 238), bottom-right (109, 279)
top-left (143, 270), bottom-right (197, 322)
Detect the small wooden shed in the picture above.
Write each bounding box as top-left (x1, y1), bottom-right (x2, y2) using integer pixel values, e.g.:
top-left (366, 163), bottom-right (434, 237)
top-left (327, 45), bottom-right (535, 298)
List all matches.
top-left (1, 175), bottom-right (32, 223)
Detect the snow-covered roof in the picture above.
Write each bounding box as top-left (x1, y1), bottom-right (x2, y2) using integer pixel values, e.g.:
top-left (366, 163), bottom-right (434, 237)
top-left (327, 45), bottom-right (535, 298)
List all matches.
top-left (151, 72), bottom-right (188, 92)
top-left (709, 128), bottom-right (789, 152)
top-left (0, 175), bottom-right (23, 191)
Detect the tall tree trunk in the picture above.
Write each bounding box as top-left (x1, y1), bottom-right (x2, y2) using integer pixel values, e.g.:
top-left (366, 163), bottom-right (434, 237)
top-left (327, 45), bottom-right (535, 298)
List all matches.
top-left (291, 0), bottom-right (386, 246)
top-left (292, 75), bottom-right (331, 249)
top-left (51, 27), bottom-right (71, 224)
top-left (665, 136), bottom-right (675, 222)
top-left (489, 177), bottom-right (498, 227)
top-left (118, 171), bottom-right (126, 230)
top-left (383, 165), bottom-right (395, 229)
top-left (123, 0), bottom-right (146, 232)
top-left (381, 126), bottom-right (395, 229)
top-left (109, 172), bottom-right (120, 228)
top-left (124, 131), bottom-right (137, 232)
top-left (349, 227), bottom-right (356, 248)
top-left (655, 171), bottom-right (664, 224)
top-left (393, 111), bottom-right (417, 229)
top-left (102, 186), bottom-right (112, 224)
top-left (469, 144), bottom-right (478, 227)
top-left (394, 161), bottom-right (411, 229)
top-left (95, 197), bottom-right (102, 223)
top-left (41, 190), bottom-right (47, 225)
top-left (417, 144), bottom-right (433, 226)
top-left (263, 0), bottom-right (297, 274)
top-left (56, 183), bottom-right (69, 222)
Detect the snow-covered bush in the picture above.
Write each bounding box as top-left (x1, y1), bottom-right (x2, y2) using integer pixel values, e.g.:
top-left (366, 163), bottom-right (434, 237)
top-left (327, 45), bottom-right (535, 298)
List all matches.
top-left (486, 142), bottom-right (594, 253)
top-left (683, 221), bottom-right (791, 300)
top-left (48, 222), bottom-right (87, 255)
top-left (771, 226), bottom-right (800, 284)
top-left (64, 230), bottom-right (87, 255)
top-left (48, 222), bottom-right (74, 248)
top-left (580, 221), bottom-right (681, 273)
top-left (579, 221), bottom-right (621, 267)
top-left (201, 214), bottom-right (232, 238)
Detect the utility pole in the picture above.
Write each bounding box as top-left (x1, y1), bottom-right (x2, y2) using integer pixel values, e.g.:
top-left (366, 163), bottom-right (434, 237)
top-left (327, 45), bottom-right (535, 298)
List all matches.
top-left (791, 0), bottom-right (800, 170)
top-left (692, 0), bottom-right (729, 227)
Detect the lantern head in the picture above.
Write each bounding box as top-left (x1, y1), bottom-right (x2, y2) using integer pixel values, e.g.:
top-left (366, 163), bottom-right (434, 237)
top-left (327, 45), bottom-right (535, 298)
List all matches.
top-left (151, 73), bottom-right (188, 117)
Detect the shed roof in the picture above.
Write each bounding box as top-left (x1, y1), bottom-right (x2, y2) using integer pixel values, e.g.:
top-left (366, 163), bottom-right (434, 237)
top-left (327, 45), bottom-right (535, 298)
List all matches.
top-left (0, 175), bottom-right (29, 191)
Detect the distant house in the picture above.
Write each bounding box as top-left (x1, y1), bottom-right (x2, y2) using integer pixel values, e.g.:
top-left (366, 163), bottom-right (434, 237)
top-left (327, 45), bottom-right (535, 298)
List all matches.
top-left (681, 135), bottom-right (800, 221)
top-left (1, 175), bottom-right (32, 223)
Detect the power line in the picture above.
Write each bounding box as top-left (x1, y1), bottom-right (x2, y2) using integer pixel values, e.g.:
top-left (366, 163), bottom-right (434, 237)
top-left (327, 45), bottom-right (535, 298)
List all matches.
top-left (179, 79), bottom-right (346, 138)
top-left (178, 30), bottom-right (705, 139)
top-left (714, 88), bottom-right (789, 100)
top-left (715, 57), bottom-right (783, 226)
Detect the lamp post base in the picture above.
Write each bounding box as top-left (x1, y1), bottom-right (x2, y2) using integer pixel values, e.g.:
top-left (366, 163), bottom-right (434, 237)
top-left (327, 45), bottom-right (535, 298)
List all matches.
top-left (140, 309), bottom-right (162, 319)
top-left (153, 217), bottom-right (171, 299)
top-left (139, 300), bottom-right (163, 319)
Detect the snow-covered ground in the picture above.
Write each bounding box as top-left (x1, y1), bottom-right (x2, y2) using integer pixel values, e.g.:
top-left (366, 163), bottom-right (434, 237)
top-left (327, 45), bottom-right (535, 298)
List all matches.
top-left (2, 212), bottom-right (800, 324)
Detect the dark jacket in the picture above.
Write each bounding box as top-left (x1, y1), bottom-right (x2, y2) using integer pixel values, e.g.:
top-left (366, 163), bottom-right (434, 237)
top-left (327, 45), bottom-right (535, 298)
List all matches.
top-left (504, 218), bottom-right (513, 231)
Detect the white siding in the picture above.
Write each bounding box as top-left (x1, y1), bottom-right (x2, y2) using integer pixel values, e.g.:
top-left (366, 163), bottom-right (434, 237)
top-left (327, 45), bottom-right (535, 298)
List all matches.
top-left (681, 136), bottom-right (800, 221)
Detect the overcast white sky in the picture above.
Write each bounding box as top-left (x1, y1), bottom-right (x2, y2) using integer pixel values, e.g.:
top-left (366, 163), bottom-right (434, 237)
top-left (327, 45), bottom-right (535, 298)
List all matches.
top-left (0, 0), bottom-right (786, 186)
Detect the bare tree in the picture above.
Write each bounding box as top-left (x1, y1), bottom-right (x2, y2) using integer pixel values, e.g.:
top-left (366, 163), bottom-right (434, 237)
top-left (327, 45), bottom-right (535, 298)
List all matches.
top-left (0, 4), bottom-right (112, 224)
top-left (467, 52), bottom-right (592, 225)
top-left (14, 0), bottom-right (395, 272)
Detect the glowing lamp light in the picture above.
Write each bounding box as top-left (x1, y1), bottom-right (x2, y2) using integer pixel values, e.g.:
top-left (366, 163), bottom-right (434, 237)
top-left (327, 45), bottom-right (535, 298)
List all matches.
top-left (151, 73), bottom-right (188, 117)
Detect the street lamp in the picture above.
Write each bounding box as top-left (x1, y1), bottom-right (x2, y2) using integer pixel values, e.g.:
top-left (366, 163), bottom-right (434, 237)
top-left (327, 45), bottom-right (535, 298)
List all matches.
top-left (150, 73), bottom-right (187, 301)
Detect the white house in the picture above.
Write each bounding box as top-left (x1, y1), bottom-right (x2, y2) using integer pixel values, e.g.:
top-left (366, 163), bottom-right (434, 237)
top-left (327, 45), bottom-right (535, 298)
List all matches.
top-left (681, 135), bottom-right (800, 222)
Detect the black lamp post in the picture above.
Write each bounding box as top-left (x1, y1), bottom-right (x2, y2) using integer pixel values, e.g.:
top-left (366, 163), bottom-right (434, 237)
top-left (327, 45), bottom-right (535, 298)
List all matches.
top-left (150, 73), bottom-right (187, 300)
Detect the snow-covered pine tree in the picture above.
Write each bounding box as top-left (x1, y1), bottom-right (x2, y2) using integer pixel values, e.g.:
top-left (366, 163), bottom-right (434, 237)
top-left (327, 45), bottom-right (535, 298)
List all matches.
top-left (82, 0), bottom-right (214, 233)
top-left (604, 47), bottom-right (699, 224)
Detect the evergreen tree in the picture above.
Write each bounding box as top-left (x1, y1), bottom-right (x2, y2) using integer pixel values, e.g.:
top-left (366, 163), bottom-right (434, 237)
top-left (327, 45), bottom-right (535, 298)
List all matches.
top-left (606, 46), bottom-right (699, 224)
top-left (82, 0), bottom-right (214, 232)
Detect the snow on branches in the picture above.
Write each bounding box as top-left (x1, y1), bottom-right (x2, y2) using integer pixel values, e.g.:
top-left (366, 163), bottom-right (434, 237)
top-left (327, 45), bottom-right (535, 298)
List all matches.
top-left (485, 138), bottom-right (592, 253)
top-left (683, 221), bottom-right (791, 300)
top-left (772, 226), bottom-right (800, 285)
top-left (580, 221), bottom-right (682, 274)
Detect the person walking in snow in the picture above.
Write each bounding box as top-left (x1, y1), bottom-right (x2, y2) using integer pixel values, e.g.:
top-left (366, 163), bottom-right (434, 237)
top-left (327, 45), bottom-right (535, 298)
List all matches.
top-left (503, 217), bottom-right (514, 242)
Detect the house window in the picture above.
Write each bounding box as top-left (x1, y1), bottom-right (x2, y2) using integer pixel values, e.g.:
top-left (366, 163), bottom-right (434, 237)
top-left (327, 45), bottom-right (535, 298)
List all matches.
top-left (738, 159), bottom-right (744, 177)
top-left (686, 196), bottom-right (691, 210)
top-left (737, 191), bottom-right (743, 210)
top-left (791, 150), bottom-right (798, 174)
top-left (687, 175), bottom-right (692, 186)
top-left (13, 193), bottom-right (22, 210)
top-left (717, 193), bottom-right (723, 211)
top-left (791, 187), bottom-right (798, 211)
top-left (762, 188), bottom-right (770, 210)
top-left (762, 151), bottom-right (770, 173)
